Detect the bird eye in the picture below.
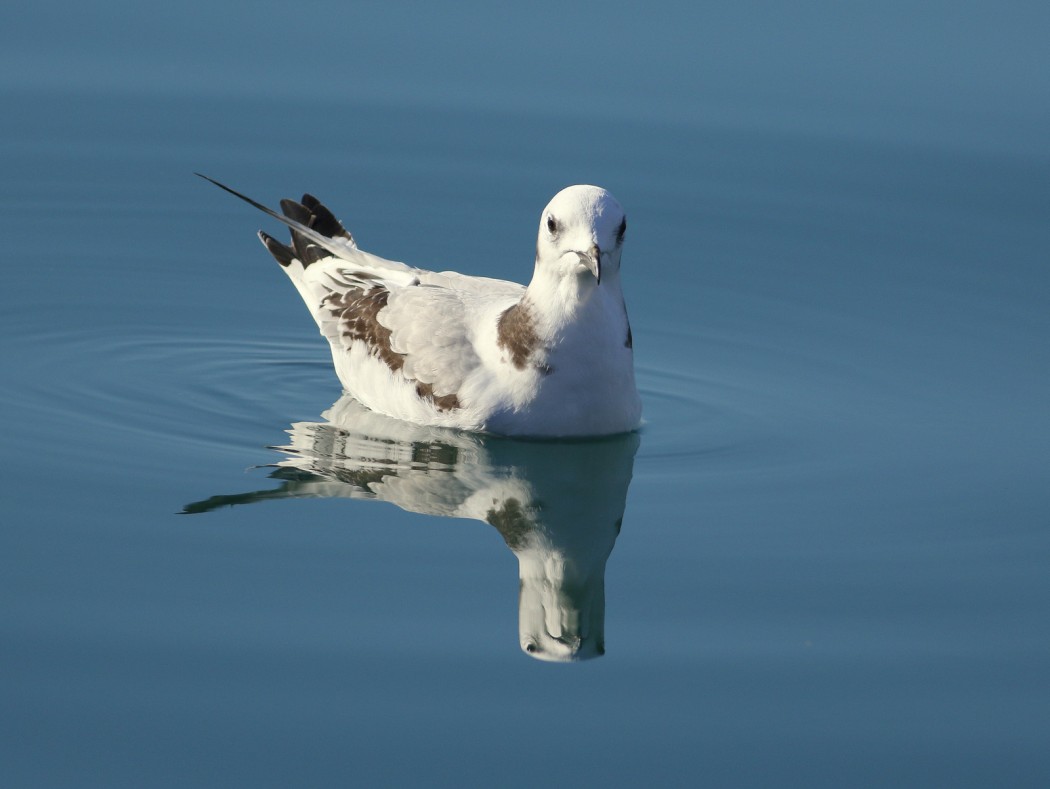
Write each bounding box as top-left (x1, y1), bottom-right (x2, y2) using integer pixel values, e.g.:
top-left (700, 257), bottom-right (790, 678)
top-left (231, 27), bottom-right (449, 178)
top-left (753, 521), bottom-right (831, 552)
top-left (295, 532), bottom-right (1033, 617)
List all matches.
top-left (617, 216), bottom-right (627, 243)
top-left (546, 214), bottom-right (558, 235)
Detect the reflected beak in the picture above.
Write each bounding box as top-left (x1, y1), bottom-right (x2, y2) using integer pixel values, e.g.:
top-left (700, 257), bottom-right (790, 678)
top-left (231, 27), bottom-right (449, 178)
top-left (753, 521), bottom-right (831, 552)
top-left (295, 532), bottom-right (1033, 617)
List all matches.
top-left (580, 243), bottom-right (601, 285)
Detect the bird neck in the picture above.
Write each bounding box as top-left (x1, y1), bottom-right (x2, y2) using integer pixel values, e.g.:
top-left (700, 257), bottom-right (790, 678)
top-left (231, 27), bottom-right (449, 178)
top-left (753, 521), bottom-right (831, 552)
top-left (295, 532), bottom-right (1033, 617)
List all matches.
top-left (522, 267), bottom-right (623, 339)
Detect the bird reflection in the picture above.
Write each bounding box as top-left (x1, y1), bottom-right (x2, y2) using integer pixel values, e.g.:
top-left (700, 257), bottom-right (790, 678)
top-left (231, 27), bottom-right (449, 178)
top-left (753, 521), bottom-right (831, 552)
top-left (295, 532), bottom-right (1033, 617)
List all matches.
top-left (184, 396), bottom-right (639, 662)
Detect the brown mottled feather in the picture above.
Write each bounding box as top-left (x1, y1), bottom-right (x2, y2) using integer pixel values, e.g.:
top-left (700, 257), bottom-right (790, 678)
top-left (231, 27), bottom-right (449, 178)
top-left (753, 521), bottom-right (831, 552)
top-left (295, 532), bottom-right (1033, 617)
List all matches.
top-left (497, 301), bottom-right (540, 370)
top-left (321, 287), bottom-right (460, 412)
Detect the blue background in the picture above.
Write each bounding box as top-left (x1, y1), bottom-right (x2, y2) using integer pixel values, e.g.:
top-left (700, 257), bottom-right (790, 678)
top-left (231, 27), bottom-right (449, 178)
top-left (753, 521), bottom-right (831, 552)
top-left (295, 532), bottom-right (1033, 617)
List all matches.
top-left (1, 2), bottom-right (1048, 787)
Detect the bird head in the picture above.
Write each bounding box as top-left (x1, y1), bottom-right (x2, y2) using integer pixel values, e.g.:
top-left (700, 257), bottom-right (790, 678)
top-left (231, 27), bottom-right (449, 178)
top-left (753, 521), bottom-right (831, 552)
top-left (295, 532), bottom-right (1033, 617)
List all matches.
top-left (535, 185), bottom-right (627, 288)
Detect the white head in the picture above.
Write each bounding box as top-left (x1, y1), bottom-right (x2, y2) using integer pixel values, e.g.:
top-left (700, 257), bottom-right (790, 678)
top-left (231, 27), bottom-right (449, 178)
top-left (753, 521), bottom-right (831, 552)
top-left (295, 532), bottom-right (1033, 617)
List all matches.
top-left (536, 185), bottom-right (627, 287)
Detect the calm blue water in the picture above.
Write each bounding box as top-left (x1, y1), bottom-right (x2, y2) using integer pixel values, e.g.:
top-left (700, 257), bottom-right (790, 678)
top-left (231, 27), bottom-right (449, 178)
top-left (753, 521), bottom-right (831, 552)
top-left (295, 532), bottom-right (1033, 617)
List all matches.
top-left (2, 3), bottom-right (1049, 787)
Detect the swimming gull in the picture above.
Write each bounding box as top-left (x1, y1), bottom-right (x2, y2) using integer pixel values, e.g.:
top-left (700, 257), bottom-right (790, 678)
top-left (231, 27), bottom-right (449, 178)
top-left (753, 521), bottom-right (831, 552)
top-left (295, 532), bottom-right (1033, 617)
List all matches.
top-left (198, 175), bottom-right (642, 437)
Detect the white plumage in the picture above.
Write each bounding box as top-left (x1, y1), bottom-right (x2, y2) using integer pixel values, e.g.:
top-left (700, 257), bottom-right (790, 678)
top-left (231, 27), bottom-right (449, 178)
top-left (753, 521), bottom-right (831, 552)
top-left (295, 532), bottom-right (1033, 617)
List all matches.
top-left (200, 175), bottom-right (642, 437)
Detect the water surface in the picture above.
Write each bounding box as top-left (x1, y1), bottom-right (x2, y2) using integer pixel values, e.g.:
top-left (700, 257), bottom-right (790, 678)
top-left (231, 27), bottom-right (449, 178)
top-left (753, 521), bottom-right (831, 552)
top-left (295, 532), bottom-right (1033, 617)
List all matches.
top-left (2, 4), bottom-right (1049, 786)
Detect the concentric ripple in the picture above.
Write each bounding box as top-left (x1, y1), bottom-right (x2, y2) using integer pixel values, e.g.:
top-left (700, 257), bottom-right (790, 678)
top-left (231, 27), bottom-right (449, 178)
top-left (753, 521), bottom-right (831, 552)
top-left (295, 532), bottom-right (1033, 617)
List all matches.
top-left (631, 322), bottom-right (874, 477)
top-left (0, 315), bottom-right (335, 464)
top-left (0, 311), bottom-right (834, 480)
top-left (635, 359), bottom-right (775, 474)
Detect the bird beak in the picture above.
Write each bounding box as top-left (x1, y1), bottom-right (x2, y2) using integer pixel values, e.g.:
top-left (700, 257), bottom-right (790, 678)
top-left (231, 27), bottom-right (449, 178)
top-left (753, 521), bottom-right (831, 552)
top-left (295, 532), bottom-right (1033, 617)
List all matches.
top-left (582, 243), bottom-right (601, 285)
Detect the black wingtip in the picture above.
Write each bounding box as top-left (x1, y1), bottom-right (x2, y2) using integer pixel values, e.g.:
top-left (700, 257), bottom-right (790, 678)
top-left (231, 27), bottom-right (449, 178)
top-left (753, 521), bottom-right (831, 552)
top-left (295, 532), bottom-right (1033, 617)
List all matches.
top-left (197, 172), bottom-right (355, 266)
top-left (194, 172), bottom-right (228, 192)
top-left (195, 173), bottom-right (274, 216)
top-left (258, 230), bottom-right (296, 267)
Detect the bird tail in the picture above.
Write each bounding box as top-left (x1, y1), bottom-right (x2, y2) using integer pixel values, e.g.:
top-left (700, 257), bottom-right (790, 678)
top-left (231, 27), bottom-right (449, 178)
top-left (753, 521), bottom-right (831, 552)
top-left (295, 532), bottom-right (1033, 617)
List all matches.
top-left (258, 193), bottom-right (355, 269)
top-left (196, 173), bottom-right (358, 268)
top-left (197, 172), bottom-right (422, 315)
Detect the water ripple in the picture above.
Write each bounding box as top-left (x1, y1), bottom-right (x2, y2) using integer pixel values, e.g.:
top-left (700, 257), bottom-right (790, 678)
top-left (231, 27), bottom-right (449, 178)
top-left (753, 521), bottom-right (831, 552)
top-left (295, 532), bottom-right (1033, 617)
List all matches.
top-left (0, 320), bottom-right (333, 459)
top-left (0, 317), bottom-right (816, 474)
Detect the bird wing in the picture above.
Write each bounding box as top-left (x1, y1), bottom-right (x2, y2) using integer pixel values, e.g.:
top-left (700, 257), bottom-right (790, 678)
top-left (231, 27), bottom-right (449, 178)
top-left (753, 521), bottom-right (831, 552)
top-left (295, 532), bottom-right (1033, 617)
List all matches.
top-left (200, 175), bottom-right (524, 403)
top-left (386, 275), bottom-right (523, 395)
top-left (304, 263), bottom-right (523, 402)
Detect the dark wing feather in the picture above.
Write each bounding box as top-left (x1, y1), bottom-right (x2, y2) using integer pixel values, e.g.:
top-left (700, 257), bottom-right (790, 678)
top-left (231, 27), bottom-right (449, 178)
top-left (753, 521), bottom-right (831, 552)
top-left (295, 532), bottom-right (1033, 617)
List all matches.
top-left (196, 173), bottom-right (357, 265)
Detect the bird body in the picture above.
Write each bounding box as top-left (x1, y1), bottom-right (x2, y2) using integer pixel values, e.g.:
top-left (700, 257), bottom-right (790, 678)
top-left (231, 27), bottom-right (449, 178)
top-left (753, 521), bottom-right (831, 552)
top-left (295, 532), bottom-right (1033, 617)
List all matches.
top-left (200, 176), bottom-right (641, 437)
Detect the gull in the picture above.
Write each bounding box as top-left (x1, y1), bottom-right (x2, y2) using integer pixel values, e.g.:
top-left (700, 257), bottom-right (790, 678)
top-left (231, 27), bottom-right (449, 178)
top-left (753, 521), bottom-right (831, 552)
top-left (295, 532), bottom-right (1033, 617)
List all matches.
top-left (198, 175), bottom-right (642, 437)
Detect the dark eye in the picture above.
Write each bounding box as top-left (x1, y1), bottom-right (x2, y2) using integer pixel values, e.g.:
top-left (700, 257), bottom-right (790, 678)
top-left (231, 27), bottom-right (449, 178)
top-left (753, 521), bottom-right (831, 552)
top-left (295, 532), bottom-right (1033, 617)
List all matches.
top-left (617, 216), bottom-right (627, 243)
top-left (546, 214), bottom-right (558, 235)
